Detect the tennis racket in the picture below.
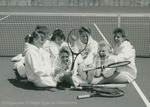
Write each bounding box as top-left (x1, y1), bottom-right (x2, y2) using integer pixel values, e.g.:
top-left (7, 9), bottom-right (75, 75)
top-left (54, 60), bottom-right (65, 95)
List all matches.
top-left (83, 61), bottom-right (131, 72)
top-left (70, 84), bottom-right (125, 99)
top-left (77, 87), bottom-right (124, 99)
top-left (70, 83), bottom-right (126, 90)
top-left (67, 29), bottom-right (88, 71)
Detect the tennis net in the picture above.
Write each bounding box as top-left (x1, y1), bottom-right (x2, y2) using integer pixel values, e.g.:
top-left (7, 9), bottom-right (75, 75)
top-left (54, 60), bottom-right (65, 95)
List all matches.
top-left (0, 13), bottom-right (149, 57)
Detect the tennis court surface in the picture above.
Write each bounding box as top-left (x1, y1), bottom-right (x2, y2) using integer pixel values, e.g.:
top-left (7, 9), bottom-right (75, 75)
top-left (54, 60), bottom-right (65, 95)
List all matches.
top-left (0, 6), bottom-right (150, 107)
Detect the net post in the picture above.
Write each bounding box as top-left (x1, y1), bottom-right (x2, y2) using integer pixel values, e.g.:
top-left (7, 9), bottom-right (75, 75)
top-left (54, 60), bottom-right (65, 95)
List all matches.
top-left (117, 14), bottom-right (121, 27)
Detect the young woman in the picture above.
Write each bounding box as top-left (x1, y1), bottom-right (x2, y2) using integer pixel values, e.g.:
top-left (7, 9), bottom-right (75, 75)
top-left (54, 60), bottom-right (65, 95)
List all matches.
top-left (106, 27), bottom-right (137, 83)
top-left (73, 26), bottom-right (98, 81)
top-left (53, 46), bottom-right (74, 88)
top-left (89, 41), bottom-right (116, 84)
top-left (25, 30), bottom-right (57, 87)
top-left (12, 25), bottom-right (49, 78)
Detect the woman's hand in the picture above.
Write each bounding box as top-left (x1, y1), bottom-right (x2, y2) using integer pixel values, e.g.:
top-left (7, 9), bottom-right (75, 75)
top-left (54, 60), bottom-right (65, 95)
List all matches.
top-left (54, 67), bottom-right (65, 76)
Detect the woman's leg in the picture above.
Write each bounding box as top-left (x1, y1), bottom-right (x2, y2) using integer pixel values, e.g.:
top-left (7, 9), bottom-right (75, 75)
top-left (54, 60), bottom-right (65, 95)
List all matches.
top-left (99, 71), bottom-right (129, 84)
top-left (33, 76), bottom-right (57, 87)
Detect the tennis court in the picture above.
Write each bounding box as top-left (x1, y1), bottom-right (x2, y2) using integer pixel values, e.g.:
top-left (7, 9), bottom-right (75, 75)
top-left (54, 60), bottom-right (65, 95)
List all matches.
top-left (0, 6), bottom-right (150, 107)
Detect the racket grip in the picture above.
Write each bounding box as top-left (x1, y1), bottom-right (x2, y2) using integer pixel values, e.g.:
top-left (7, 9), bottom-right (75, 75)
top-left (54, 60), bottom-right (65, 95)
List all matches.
top-left (77, 95), bottom-right (91, 99)
top-left (70, 86), bottom-right (83, 90)
top-left (83, 68), bottom-right (95, 72)
top-left (83, 66), bottom-right (102, 72)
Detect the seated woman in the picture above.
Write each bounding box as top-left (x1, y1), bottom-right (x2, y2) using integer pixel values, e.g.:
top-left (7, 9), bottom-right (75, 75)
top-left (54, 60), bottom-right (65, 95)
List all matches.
top-left (106, 27), bottom-right (137, 83)
top-left (89, 41), bottom-right (116, 84)
top-left (12, 25), bottom-right (49, 79)
top-left (53, 46), bottom-right (74, 88)
top-left (71, 26), bottom-right (98, 82)
top-left (53, 46), bottom-right (88, 87)
top-left (25, 29), bottom-right (57, 87)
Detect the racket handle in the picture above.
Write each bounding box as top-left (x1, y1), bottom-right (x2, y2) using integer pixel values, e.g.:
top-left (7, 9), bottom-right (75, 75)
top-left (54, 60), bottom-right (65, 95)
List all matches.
top-left (77, 95), bottom-right (91, 99)
top-left (83, 67), bottom-right (102, 72)
top-left (93, 84), bottom-right (127, 88)
top-left (70, 86), bottom-right (83, 90)
top-left (83, 68), bottom-right (95, 72)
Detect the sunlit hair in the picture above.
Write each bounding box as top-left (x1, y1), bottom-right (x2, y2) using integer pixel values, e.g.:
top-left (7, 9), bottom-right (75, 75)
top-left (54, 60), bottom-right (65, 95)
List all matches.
top-left (59, 46), bottom-right (70, 57)
top-left (98, 40), bottom-right (113, 53)
top-left (51, 29), bottom-right (65, 41)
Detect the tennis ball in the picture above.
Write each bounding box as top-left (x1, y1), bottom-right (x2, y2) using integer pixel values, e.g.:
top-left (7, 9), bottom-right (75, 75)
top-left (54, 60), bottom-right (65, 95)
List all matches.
top-left (71, 35), bottom-right (77, 40)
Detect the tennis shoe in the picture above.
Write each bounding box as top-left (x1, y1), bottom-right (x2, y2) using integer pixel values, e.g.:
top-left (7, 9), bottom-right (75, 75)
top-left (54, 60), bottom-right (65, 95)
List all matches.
top-left (13, 69), bottom-right (24, 80)
top-left (11, 54), bottom-right (23, 62)
top-left (13, 61), bottom-right (21, 70)
top-left (56, 82), bottom-right (66, 90)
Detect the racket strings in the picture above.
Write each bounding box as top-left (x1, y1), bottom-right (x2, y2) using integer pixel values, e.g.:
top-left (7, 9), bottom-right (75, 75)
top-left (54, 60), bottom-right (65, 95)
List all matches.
top-left (90, 86), bottom-right (124, 97)
top-left (67, 29), bottom-right (88, 54)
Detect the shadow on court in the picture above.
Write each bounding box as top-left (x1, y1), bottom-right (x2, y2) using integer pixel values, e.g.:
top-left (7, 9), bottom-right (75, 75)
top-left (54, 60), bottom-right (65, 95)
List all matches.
top-left (8, 78), bottom-right (56, 92)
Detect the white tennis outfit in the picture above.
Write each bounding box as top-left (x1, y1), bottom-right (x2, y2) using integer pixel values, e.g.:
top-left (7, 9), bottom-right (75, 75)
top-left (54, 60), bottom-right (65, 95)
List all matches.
top-left (93, 54), bottom-right (116, 78)
top-left (43, 40), bottom-right (68, 65)
top-left (25, 43), bottom-right (57, 87)
top-left (53, 54), bottom-right (85, 86)
top-left (13, 42), bottom-right (30, 78)
top-left (74, 36), bottom-right (98, 65)
top-left (113, 41), bottom-right (137, 82)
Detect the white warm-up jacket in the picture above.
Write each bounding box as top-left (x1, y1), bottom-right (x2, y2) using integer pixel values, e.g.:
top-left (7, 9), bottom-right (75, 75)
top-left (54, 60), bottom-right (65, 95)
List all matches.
top-left (43, 40), bottom-right (68, 65)
top-left (43, 40), bottom-right (68, 58)
top-left (25, 43), bottom-right (57, 87)
top-left (113, 41), bottom-right (137, 82)
top-left (74, 36), bottom-right (98, 65)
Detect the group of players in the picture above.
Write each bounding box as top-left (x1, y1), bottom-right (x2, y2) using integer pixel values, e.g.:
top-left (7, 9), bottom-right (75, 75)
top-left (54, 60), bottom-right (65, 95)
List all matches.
top-left (11, 25), bottom-right (137, 90)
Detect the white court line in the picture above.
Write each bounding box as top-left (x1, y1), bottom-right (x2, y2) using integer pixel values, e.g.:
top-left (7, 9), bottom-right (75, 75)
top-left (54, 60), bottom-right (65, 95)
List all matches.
top-left (0, 22), bottom-right (116, 25)
top-left (93, 23), bottom-right (150, 107)
top-left (93, 23), bottom-right (110, 46)
top-left (0, 15), bottom-right (10, 21)
top-left (0, 12), bottom-right (150, 17)
top-left (132, 81), bottom-right (150, 107)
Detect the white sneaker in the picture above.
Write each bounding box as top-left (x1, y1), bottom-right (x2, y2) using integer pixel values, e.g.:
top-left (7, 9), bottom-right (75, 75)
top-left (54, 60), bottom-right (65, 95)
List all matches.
top-left (13, 62), bottom-right (19, 70)
top-left (11, 54), bottom-right (23, 62)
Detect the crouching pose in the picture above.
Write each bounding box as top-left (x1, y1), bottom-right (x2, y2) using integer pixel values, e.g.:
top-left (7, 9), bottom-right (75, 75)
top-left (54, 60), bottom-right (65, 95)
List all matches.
top-left (25, 30), bottom-right (57, 87)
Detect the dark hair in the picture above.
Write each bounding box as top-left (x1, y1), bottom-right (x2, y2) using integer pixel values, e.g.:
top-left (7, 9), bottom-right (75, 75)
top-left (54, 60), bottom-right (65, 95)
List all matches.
top-left (28, 30), bottom-right (46, 43)
top-left (113, 27), bottom-right (125, 37)
top-left (59, 46), bottom-right (70, 56)
top-left (113, 27), bottom-right (129, 41)
top-left (51, 29), bottom-right (65, 41)
top-left (35, 25), bottom-right (47, 30)
top-left (35, 25), bottom-right (49, 35)
top-left (24, 34), bottom-right (30, 43)
top-left (79, 26), bottom-right (91, 34)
